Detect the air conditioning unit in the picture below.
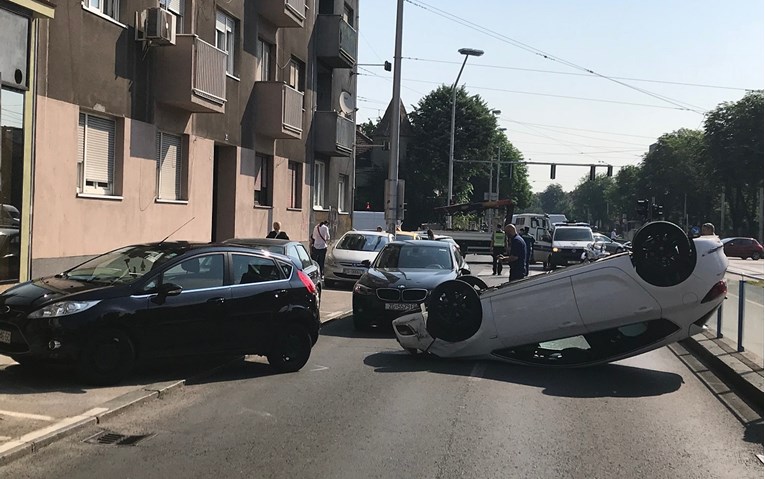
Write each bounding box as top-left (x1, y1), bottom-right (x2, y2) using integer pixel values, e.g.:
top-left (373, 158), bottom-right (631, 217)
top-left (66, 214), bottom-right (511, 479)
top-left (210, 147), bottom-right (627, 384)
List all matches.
top-left (135, 7), bottom-right (176, 46)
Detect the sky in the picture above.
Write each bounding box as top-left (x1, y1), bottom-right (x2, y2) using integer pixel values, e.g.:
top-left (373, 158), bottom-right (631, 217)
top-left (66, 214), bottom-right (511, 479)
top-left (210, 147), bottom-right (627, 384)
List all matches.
top-left (355, 0), bottom-right (764, 193)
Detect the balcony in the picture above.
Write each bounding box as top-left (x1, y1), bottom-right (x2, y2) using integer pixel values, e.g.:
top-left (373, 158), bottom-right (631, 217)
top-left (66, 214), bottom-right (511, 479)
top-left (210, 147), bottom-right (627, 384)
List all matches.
top-left (253, 82), bottom-right (304, 140)
top-left (316, 15), bottom-right (357, 69)
top-left (314, 111), bottom-right (354, 157)
top-left (256, 0), bottom-right (306, 28)
top-left (154, 35), bottom-right (227, 114)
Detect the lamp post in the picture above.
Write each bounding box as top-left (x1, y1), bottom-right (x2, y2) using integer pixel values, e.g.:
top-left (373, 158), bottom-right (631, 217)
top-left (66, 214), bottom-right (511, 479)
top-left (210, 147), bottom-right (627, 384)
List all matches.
top-left (447, 47), bottom-right (484, 229)
top-left (496, 127), bottom-right (507, 200)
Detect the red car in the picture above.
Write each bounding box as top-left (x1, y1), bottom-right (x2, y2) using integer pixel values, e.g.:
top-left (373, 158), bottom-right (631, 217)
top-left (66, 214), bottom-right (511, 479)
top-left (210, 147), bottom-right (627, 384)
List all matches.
top-left (721, 237), bottom-right (763, 260)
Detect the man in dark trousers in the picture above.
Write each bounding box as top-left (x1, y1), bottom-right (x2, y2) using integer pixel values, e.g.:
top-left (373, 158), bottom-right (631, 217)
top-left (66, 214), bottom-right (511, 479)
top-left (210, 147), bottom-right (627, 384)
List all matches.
top-left (503, 224), bottom-right (526, 282)
top-left (491, 224), bottom-right (506, 275)
top-left (520, 226), bottom-right (535, 277)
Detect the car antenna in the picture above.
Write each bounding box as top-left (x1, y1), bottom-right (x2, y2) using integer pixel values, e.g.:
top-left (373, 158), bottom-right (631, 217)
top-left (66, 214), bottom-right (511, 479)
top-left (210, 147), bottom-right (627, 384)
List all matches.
top-left (159, 217), bottom-right (195, 245)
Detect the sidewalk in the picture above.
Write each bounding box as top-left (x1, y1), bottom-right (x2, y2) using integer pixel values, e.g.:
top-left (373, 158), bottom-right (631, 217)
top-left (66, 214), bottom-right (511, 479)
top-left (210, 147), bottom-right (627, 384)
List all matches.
top-left (0, 287), bottom-right (353, 466)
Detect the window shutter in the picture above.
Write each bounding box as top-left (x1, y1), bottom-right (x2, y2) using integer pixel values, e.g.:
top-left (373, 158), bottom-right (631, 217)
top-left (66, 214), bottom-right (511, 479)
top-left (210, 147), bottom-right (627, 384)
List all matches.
top-left (165, 0), bottom-right (182, 15)
top-left (77, 114), bottom-right (85, 190)
top-left (158, 133), bottom-right (182, 200)
top-left (83, 115), bottom-right (115, 192)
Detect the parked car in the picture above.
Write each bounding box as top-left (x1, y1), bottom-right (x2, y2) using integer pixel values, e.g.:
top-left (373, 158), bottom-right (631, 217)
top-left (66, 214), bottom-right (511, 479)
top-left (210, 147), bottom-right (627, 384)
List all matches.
top-left (721, 237), bottom-right (762, 260)
top-left (223, 238), bottom-right (323, 307)
top-left (352, 240), bottom-right (471, 330)
top-left (393, 221), bottom-right (728, 366)
top-left (592, 233), bottom-right (627, 255)
top-left (394, 231), bottom-right (421, 241)
top-left (0, 242), bottom-right (320, 385)
top-left (324, 231), bottom-right (393, 286)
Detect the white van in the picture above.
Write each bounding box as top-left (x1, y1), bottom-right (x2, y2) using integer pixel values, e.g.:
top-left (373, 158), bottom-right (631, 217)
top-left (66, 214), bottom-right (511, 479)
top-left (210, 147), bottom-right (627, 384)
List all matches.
top-left (535, 224), bottom-right (594, 270)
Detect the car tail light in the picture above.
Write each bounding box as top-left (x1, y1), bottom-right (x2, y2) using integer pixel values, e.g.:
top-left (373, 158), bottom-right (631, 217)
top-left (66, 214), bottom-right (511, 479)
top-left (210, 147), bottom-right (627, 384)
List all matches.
top-left (701, 280), bottom-right (727, 304)
top-left (297, 270), bottom-right (317, 295)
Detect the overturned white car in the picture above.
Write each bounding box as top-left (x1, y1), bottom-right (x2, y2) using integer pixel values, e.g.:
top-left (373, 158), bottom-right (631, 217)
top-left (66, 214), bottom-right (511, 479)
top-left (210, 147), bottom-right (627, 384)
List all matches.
top-left (392, 222), bottom-right (728, 366)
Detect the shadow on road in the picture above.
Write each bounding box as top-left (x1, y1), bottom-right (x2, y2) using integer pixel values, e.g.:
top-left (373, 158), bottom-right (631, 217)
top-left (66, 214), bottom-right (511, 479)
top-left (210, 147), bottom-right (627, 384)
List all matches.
top-left (362, 350), bottom-right (684, 399)
top-left (743, 419), bottom-right (763, 444)
top-left (320, 315), bottom-right (395, 339)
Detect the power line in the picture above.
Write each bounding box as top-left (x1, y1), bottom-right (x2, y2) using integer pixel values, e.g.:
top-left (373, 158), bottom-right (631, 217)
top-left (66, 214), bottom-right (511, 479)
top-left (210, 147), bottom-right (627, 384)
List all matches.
top-left (405, 0), bottom-right (708, 114)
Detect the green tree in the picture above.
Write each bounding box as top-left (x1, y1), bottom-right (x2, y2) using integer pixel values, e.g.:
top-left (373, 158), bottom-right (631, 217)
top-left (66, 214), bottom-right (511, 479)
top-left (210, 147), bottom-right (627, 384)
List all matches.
top-left (704, 91), bottom-right (763, 236)
top-left (359, 119), bottom-right (379, 138)
top-left (608, 164), bottom-right (642, 229)
top-left (570, 174), bottom-right (616, 229)
top-left (538, 184), bottom-right (571, 217)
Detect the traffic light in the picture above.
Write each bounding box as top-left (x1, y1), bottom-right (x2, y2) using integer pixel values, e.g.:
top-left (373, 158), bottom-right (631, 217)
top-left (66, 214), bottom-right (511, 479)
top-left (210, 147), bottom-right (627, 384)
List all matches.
top-left (384, 61), bottom-right (392, 72)
top-left (589, 165), bottom-right (596, 181)
top-left (636, 199), bottom-right (649, 219)
top-left (550, 164), bottom-right (556, 179)
top-left (607, 165), bottom-right (613, 177)
top-left (651, 203), bottom-right (663, 219)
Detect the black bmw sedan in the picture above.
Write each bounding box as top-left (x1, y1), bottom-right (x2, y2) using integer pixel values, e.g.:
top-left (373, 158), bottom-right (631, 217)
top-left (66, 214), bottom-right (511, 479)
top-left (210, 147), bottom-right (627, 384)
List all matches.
top-left (0, 242), bottom-right (319, 385)
top-left (352, 240), bottom-right (470, 330)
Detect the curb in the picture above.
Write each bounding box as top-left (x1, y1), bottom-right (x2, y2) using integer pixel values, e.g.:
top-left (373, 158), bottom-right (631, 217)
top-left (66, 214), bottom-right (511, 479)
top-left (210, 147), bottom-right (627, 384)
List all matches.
top-left (320, 309), bottom-right (353, 327)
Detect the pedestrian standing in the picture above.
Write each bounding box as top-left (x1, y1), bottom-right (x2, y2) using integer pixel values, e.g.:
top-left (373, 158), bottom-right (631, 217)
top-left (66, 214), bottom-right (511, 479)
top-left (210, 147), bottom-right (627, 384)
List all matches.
top-left (610, 228), bottom-right (618, 240)
top-left (503, 224), bottom-right (527, 282)
top-left (520, 226), bottom-right (535, 277)
top-left (266, 221), bottom-right (290, 240)
top-left (491, 224), bottom-right (505, 275)
top-left (311, 220), bottom-right (330, 276)
top-left (426, 229), bottom-right (435, 240)
top-left (701, 222), bottom-right (715, 236)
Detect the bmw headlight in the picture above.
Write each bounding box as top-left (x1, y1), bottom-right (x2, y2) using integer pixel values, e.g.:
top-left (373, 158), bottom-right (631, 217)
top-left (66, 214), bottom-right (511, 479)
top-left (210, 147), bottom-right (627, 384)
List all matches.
top-left (28, 300), bottom-right (101, 319)
top-left (353, 283), bottom-right (373, 295)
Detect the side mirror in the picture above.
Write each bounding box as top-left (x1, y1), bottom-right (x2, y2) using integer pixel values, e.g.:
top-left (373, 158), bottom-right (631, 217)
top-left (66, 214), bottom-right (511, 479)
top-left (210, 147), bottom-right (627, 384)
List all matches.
top-left (151, 282), bottom-right (182, 304)
top-left (460, 268), bottom-right (471, 275)
top-left (361, 259), bottom-right (371, 268)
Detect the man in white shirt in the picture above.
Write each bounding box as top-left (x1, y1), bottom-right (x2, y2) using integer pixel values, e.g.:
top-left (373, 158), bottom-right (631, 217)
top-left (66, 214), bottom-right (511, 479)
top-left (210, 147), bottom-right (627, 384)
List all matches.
top-left (311, 221), bottom-right (330, 276)
top-left (610, 228), bottom-right (618, 240)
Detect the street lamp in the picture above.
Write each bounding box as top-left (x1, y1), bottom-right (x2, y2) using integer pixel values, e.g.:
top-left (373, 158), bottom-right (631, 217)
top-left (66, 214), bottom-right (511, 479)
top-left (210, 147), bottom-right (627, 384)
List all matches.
top-left (447, 47), bottom-right (484, 228)
top-left (496, 127), bottom-right (507, 199)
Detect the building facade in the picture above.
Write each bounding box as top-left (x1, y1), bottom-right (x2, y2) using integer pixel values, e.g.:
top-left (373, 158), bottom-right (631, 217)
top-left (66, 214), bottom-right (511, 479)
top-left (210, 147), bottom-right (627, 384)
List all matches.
top-left (1, 0), bottom-right (358, 281)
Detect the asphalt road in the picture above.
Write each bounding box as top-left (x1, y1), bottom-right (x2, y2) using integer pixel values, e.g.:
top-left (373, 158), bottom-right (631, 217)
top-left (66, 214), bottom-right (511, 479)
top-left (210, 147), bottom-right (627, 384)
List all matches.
top-left (2, 258), bottom-right (762, 478)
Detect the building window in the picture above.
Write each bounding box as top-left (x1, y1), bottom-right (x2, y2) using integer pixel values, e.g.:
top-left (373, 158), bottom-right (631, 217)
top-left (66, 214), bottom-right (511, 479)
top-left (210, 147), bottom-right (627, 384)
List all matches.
top-left (289, 161), bottom-right (302, 209)
top-left (85, 0), bottom-right (120, 21)
top-left (338, 174), bottom-right (348, 212)
top-left (160, 0), bottom-right (184, 33)
top-left (342, 3), bottom-right (354, 27)
top-left (313, 160), bottom-right (326, 208)
top-left (254, 154), bottom-right (272, 206)
top-left (215, 10), bottom-right (236, 75)
top-left (286, 57), bottom-right (305, 92)
top-left (156, 131), bottom-right (185, 201)
top-left (257, 38), bottom-right (273, 81)
top-left (78, 112), bottom-right (116, 195)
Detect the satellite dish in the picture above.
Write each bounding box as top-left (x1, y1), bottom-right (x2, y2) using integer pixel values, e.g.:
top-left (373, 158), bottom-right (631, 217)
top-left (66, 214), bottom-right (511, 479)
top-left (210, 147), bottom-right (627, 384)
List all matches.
top-left (339, 91), bottom-right (354, 114)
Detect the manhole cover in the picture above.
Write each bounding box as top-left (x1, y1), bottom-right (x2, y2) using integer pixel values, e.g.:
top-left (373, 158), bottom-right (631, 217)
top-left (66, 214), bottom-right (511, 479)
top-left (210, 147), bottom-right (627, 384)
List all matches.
top-left (84, 431), bottom-right (155, 446)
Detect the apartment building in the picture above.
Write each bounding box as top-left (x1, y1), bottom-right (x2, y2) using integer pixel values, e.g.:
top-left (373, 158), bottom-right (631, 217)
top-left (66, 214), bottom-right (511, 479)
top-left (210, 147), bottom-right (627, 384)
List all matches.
top-left (0, 0), bottom-right (358, 282)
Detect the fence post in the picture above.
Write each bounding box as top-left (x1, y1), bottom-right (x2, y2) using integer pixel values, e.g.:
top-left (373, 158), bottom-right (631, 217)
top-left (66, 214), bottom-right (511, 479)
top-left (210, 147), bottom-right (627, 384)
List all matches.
top-left (737, 279), bottom-right (745, 352)
top-left (716, 302), bottom-right (723, 339)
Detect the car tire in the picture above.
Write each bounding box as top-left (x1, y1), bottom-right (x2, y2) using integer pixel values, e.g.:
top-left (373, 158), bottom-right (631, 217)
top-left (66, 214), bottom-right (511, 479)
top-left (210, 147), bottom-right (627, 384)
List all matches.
top-left (426, 280), bottom-right (482, 343)
top-left (752, 252), bottom-right (761, 260)
top-left (77, 329), bottom-right (135, 386)
top-left (631, 221), bottom-right (695, 287)
top-left (267, 324), bottom-right (312, 373)
top-left (10, 355), bottom-right (45, 368)
top-left (457, 275), bottom-right (488, 292)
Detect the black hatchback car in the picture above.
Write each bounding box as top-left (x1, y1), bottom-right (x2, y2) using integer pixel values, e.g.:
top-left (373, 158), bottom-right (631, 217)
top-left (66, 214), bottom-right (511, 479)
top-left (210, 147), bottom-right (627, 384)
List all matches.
top-left (0, 242), bottom-right (320, 384)
top-left (352, 240), bottom-right (470, 330)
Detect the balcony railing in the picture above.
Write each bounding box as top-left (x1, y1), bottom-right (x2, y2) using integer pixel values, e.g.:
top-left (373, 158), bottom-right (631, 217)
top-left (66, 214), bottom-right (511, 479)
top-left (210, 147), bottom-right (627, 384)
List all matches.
top-left (253, 82), bottom-right (304, 139)
top-left (256, 0), bottom-right (306, 28)
top-left (314, 111), bottom-right (354, 156)
top-left (316, 15), bottom-right (357, 69)
top-left (154, 35), bottom-right (226, 114)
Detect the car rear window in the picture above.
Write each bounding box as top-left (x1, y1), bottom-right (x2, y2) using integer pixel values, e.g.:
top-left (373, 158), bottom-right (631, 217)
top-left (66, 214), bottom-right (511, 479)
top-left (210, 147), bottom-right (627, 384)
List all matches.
top-left (554, 228), bottom-right (593, 242)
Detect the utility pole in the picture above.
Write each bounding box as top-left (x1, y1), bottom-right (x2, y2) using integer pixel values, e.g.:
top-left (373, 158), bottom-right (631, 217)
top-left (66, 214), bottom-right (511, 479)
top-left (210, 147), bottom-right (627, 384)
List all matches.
top-left (384, 0), bottom-right (404, 234)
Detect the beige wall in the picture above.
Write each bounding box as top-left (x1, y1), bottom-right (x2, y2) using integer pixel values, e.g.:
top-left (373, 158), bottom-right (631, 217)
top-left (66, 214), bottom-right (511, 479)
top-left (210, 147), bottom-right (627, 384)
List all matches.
top-left (33, 96), bottom-right (214, 260)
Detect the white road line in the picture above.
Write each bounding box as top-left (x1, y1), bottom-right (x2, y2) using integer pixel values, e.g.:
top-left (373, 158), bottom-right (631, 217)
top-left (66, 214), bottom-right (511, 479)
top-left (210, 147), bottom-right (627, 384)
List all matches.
top-left (469, 362), bottom-right (487, 382)
top-left (0, 410), bottom-right (55, 422)
top-left (0, 436), bottom-right (11, 441)
top-left (0, 407), bottom-right (109, 454)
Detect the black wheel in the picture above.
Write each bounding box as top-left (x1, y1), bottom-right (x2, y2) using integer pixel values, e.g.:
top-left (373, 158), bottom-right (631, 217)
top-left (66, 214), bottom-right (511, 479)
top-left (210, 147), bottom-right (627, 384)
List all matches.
top-left (426, 280), bottom-right (483, 343)
top-left (630, 221), bottom-right (695, 287)
top-left (77, 329), bottom-right (135, 386)
top-left (457, 275), bottom-right (488, 292)
top-left (267, 324), bottom-right (312, 373)
top-left (10, 355), bottom-right (45, 368)
top-left (752, 252), bottom-right (761, 260)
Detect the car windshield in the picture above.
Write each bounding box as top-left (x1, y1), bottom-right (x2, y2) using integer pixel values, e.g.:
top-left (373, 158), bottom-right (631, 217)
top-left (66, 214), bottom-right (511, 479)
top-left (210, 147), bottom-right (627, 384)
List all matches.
top-left (555, 228), bottom-right (593, 242)
top-left (337, 233), bottom-right (389, 252)
top-left (374, 244), bottom-right (453, 269)
top-left (64, 245), bottom-right (186, 284)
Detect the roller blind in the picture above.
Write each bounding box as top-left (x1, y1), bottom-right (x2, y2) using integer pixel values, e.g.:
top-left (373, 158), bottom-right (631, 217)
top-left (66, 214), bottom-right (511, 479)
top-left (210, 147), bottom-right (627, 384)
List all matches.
top-left (79, 113), bottom-right (115, 194)
top-left (157, 132), bottom-right (182, 200)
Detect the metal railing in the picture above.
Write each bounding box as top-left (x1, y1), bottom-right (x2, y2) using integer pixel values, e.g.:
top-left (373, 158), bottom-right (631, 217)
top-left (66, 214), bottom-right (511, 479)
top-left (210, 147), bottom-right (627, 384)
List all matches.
top-left (711, 270), bottom-right (763, 354)
top-left (193, 37), bottom-right (226, 104)
top-left (335, 114), bottom-right (354, 152)
top-left (339, 19), bottom-right (358, 63)
top-left (282, 85), bottom-right (304, 134)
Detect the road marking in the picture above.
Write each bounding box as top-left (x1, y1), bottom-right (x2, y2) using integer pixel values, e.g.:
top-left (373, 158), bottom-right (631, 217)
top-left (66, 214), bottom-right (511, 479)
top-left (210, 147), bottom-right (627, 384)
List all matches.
top-left (0, 407), bottom-right (110, 454)
top-left (0, 410), bottom-right (55, 422)
top-left (0, 436), bottom-right (10, 441)
top-left (469, 362), bottom-right (487, 382)
top-left (310, 365), bottom-right (329, 372)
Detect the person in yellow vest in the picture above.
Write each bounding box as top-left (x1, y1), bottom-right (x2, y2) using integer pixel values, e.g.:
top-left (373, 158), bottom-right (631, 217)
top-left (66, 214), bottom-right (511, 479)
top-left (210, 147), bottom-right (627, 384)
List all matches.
top-left (491, 224), bottom-right (506, 275)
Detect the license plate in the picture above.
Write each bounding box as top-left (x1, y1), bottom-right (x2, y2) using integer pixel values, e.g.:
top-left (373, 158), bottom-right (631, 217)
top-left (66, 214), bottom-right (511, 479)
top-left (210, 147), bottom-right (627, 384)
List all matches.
top-left (385, 303), bottom-right (420, 312)
top-left (343, 268), bottom-right (366, 276)
top-left (0, 329), bottom-right (11, 344)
